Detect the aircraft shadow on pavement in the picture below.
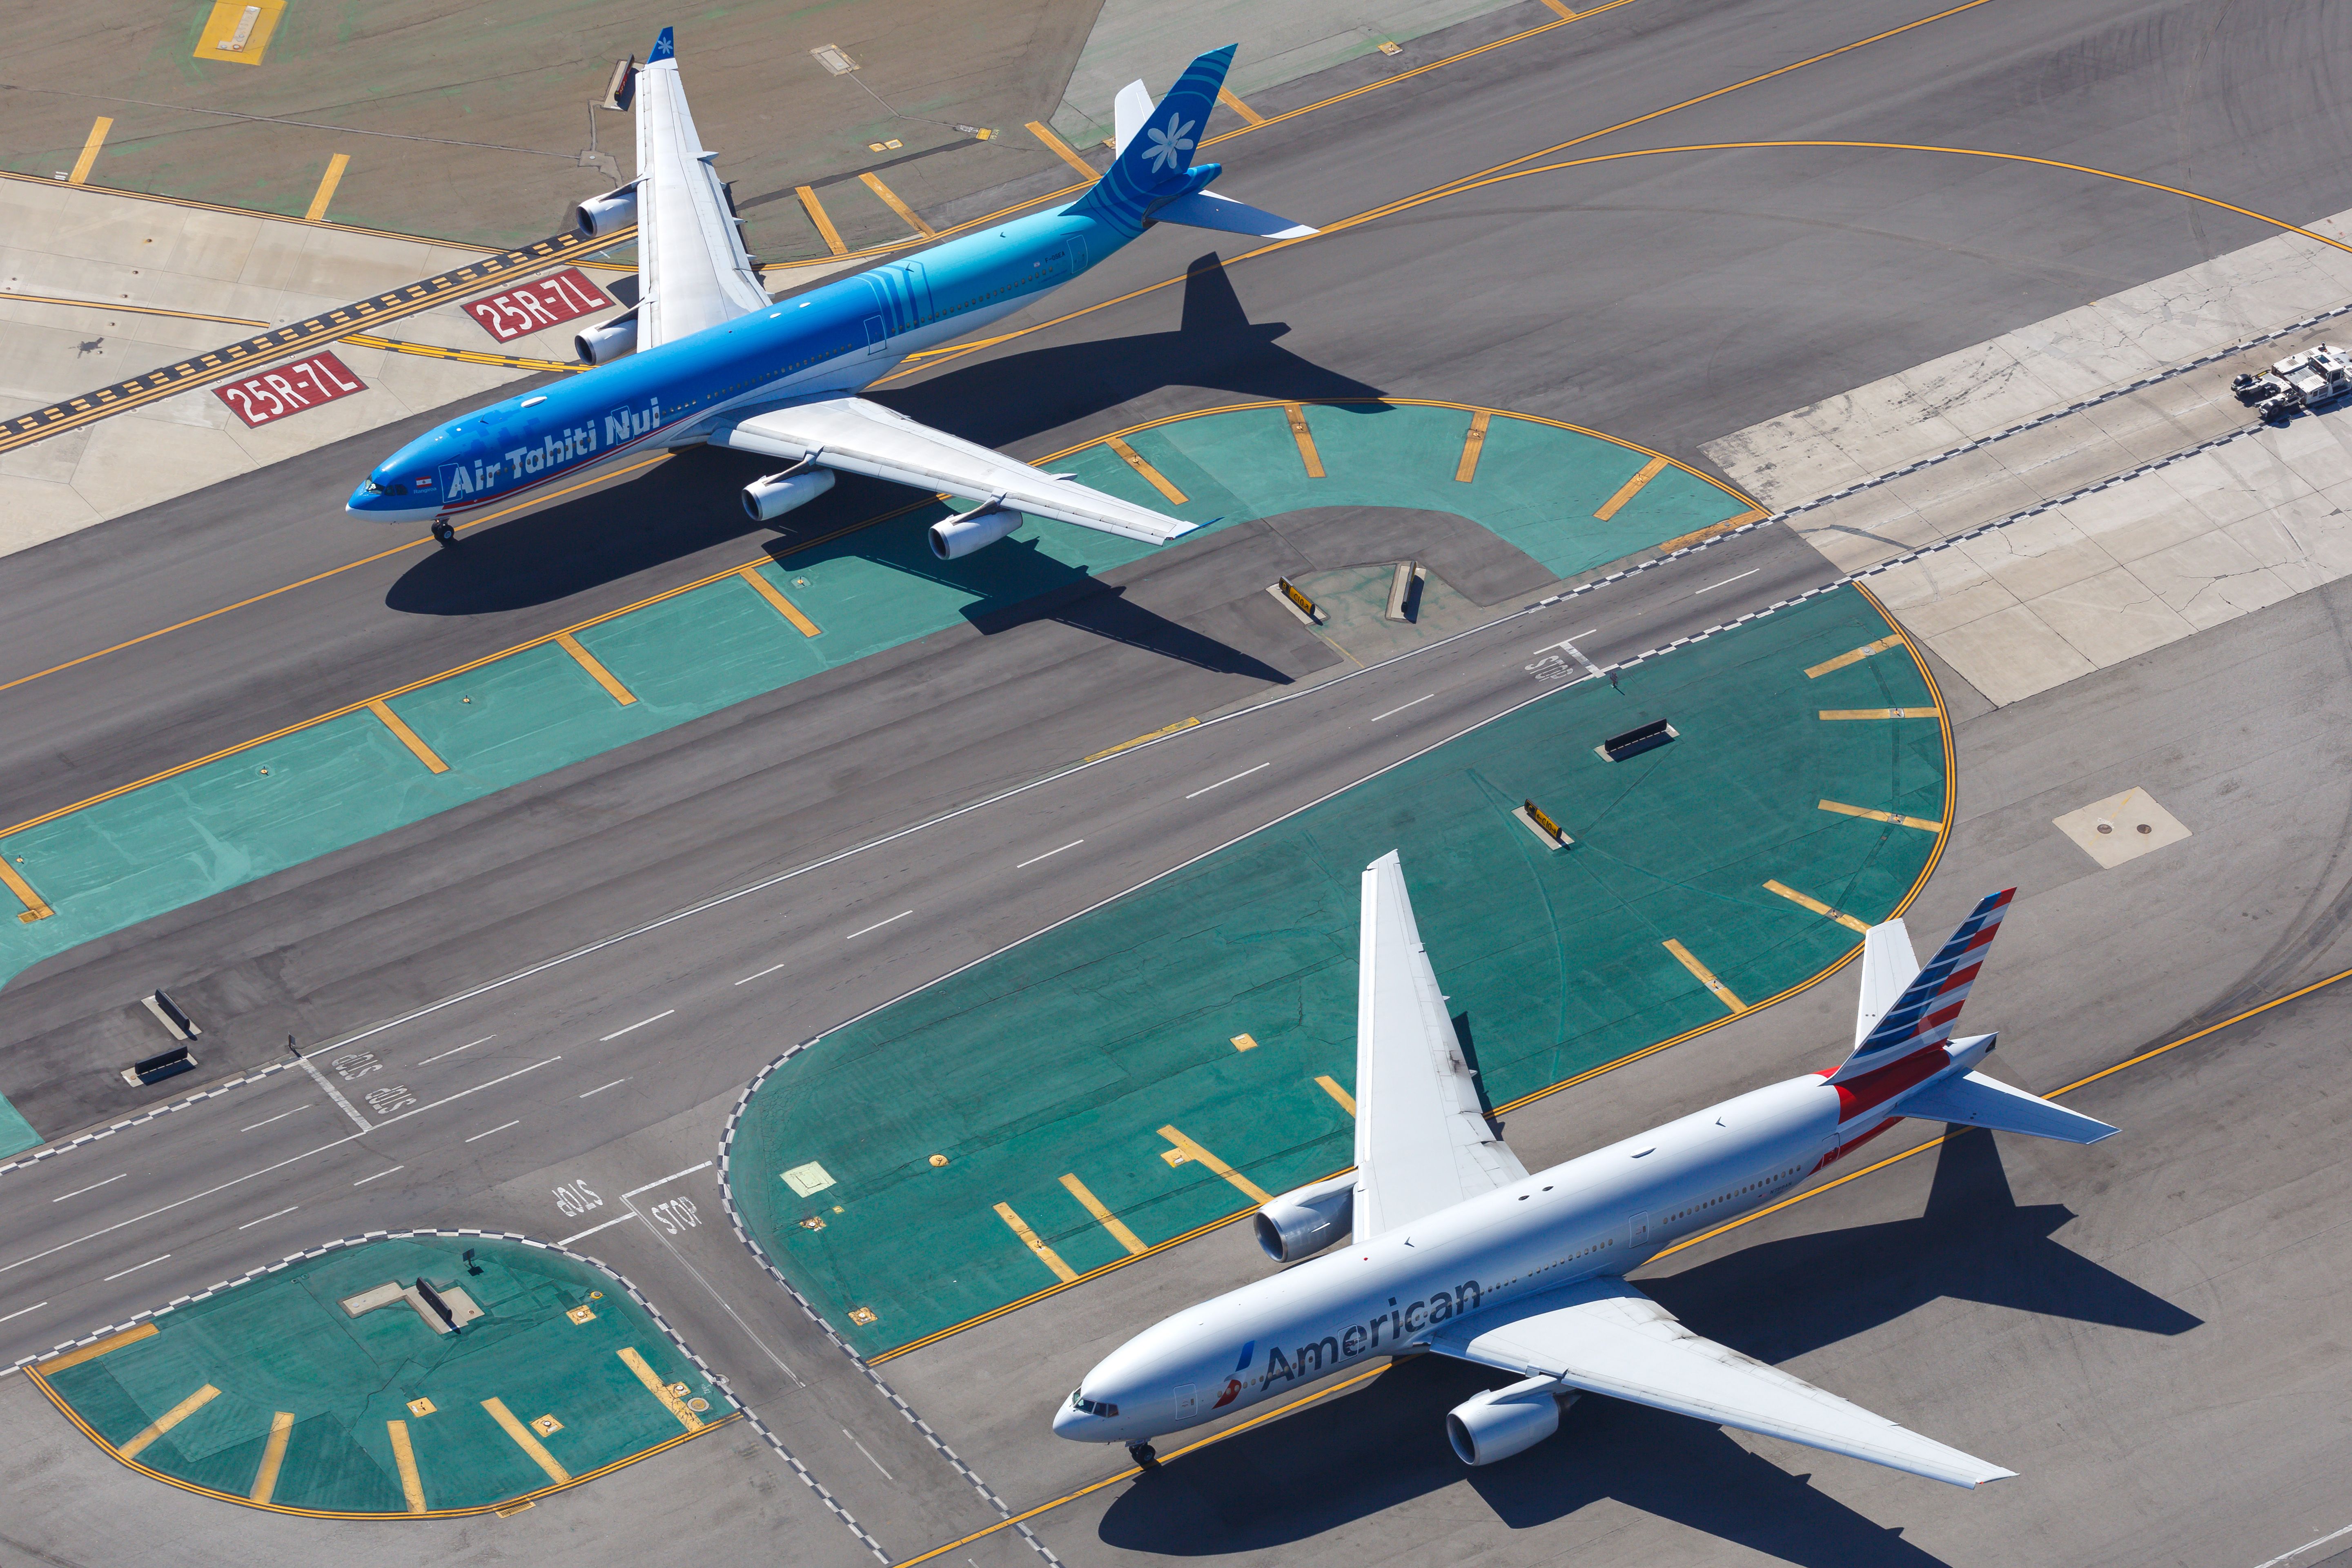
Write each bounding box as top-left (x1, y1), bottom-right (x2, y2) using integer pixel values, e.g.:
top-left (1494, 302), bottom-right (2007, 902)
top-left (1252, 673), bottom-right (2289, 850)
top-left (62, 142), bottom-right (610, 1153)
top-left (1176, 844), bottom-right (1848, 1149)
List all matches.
top-left (1095, 1130), bottom-right (2196, 1564)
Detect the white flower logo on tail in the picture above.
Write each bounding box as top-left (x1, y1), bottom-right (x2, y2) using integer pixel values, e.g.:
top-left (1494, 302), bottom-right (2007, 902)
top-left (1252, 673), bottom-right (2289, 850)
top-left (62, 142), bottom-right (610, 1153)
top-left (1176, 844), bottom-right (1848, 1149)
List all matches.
top-left (1143, 112), bottom-right (1195, 174)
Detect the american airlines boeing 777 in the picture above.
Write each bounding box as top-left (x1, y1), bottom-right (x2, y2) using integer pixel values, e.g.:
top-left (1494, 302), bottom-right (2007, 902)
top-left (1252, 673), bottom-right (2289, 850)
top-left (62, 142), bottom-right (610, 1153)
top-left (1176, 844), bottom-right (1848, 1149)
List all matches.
top-left (347, 32), bottom-right (1310, 555)
top-left (1055, 854), bottom-right (2117, 1486)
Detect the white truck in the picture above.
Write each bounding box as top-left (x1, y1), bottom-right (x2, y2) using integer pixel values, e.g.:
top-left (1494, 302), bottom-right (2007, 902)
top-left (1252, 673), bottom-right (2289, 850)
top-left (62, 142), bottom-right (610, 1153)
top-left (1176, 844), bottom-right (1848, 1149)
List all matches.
top-left (2232, 343), bottom-right (2352, 422)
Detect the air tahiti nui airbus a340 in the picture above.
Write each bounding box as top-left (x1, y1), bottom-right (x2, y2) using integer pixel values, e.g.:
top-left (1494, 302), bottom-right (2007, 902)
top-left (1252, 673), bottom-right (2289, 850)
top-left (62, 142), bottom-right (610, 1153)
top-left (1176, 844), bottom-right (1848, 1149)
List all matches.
top-left (348, 31), bottom-right (1310, 553)
top-left (1055, 855), bottom-right (2119, 1485)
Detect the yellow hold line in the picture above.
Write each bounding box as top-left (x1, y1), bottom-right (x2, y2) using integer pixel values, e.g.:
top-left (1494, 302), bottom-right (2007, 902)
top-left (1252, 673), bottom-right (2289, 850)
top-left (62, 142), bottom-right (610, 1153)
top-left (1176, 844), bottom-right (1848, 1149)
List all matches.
top-left (481, 1398), bottom-right (569, 1483)
top-left (1663, 938), bottom-right (1744, 1013)
top-left (1284, 403), bottom-right (1325, 477)
top-left (1455, 410), bottom-right (1490, 482)
top-left (1819, 797), bottom-right (1943, 833)
top-left (554, 631), bottom-right (637, 704)
top-left (1027, 120), bottom-right (1099, 179)
top-left (387, 1418), bottom-right (428, 1511)
top-left (859, 171), bottom-right (937, 239)
top-left (38, 1323), bottom-right (156, 1372)
top-left (735, 566), bottom-right (822, 636)
top-left (995, 1201), bottom-right (1079, 1282)
top-left (797, 185), bottom-right (847, 257)
top-left (1316, 1075), bottom-right (1357, 1115)
top-left (618, 1347), bottom-right (706, 1431)
top-left (121, 1385), bottom-right (220, 1459)
top-left (1103, 436), bottom-right (1188, 503)
top-left (0, 856), bottom-right (53, 922)
top-left (1804, 634), bottom-right (1906, 678)
top-left (1764, 879), bottom-right (1871, 933)
top-left (1158, 1126), bottom-right (1273, 1204)
top-left (305, 153), bottom-right (350, 222)
top-left (1819, 706), bottom-right (1938, 720)
top-left (367, 699), bottom-right (449, 773)
top-left (1217, 87), bottom-right (1266, 126)
top-left (1060, 1174), bottom-right (1147, 1256)
top-left (1595, 455), bottom-right (1670, 520)
top-left (250, 1411), bottom-right (295, 1503)
top-left (1084, 715), bottom-right (1197, 762)
top-left (69, 118), bottom-right (112, 186)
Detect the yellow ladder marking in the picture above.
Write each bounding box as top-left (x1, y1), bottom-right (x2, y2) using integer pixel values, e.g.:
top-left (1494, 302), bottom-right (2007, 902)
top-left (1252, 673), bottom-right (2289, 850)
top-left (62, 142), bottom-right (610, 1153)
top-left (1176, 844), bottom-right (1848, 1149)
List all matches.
top-left (1594, 455), bottom-right (1670, 520)
top-left (1819, 706), bottom-right (1939, 721)
top-left (1315, 1075), bottom-right (1357, 1116)
top-left (1027, 120), bottom-right (1098, 179)
top-left (554, 631), bottom-right (636, 704)
top-left (0, 857), bottom-right (52, 923)
top-left (367, 699), bottom-right (448, 773)
top-left (1103, 436), bottom-right (1187, 503)
top-left (68, 118), bottom-right (112, 186)
top-left (304, 153), bottom-right (350, 222)
top-left (249, 1411), bottom-right (295, 1503)
top-left (1283, 403), bottom-right (1325, 477)
top-left (1764, 879), bottom-right (1871, 934)
top-left (1084, 715), bottom-right (1196, 762)
top-left (993, 1201), bottom-right (1078, 1282)
top-left (1541, 0), bottom-right (1579, 15)
top-left (1230, 1033), bottom-right (1259, 1051)
top-left (481, 1397), bottom-right (569, 1483)
top-left (1059, 1174), bottom-right (1146, 1256)
top-left (38, 1323), bottom-right (156, 1372)
top-left (736, 566), bottom-right (822, 636)
top-left (1455, 409), bottom-right (1490, 482)
top-left (1216, 87), bottom-right (1266, 126)
top-left (1804, 634), bottom-right (1907, 679)
top-left (617, 1347), bottom-right (705, 1431)
top-left (1819, 797), bottom-right (1943, 833)
top-left (1157, 1125), bottom-right (1272, 1204)
top-left (796, 186), bottom-right (846, 257)
top-left (386, 1418), bottom-right (428, 1512)
top-left (1663, 938), bottom-right (1744, 1013)
top-left (120, 1384), bottom-right (220, 1459)
top-left (858, 171), bottom-right (937, 239)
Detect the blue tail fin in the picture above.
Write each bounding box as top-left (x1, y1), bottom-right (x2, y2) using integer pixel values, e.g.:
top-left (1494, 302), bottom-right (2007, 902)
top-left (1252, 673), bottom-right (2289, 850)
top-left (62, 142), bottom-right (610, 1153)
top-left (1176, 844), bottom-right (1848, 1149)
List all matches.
top-left (648, 26), bottom-right (675, 62)
top-left (1069, 45), bottom-right (1236, 235)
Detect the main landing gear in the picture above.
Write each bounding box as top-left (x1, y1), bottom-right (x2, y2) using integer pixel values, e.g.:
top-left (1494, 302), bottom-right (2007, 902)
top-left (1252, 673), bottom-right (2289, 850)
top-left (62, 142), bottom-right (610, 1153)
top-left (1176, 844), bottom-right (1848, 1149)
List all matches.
top-left (1127, 1441), bottom-right (1159, 1471)
top-left (430, 519), bottom-right (457, 547)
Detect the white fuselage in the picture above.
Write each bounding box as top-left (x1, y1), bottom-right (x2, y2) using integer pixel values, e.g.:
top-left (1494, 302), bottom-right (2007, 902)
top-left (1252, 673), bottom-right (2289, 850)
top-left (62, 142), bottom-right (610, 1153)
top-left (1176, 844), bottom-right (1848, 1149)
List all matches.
top-left (1054, 1037), bottom-right (1988, 1447)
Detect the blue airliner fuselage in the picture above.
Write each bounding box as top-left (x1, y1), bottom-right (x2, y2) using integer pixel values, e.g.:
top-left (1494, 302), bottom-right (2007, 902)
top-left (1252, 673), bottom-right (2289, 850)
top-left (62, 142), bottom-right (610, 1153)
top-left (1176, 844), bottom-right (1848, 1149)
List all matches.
top-left (345, 205), bottom-right (1143, 524)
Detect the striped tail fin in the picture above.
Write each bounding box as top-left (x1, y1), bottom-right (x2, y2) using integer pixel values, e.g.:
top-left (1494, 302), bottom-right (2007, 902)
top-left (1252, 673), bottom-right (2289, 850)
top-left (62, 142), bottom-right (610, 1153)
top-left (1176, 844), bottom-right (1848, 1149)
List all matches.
top-left (1067, 45), bottom-right (1236, 236)
top-left (1828, 890), bottom-right (2015, 1084)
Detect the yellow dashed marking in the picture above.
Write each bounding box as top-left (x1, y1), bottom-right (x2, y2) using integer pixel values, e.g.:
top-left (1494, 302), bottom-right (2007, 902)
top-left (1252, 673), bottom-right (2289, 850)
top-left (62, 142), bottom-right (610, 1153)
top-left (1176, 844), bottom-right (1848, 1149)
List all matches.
top-left (1819, 798), bottom-right (1943, 833)
top-left (1663, 938), bottom-right (1744, 1013)
top-left (994, 1201), bottom-right (1078, 1282)
top-left (1594, 455), bottom-right (1670, 520)
top-left (1764, 879), bottom-right (1871, 933)
top-left (1059, 1174), bottom-right (1147, 1256)
top-left (1805, 634), bottom-right (1907, 678)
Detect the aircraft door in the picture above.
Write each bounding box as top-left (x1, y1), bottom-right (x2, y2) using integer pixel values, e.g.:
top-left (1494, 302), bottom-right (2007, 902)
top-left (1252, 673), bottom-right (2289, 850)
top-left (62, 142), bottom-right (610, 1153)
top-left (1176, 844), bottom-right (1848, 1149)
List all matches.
top-left (864, 314), bottom-right (888, 354)
top-left (1628, 1211), bottom-right (1651, 1249)
top-left (1174, 1383), bottom-right (1197, 1422)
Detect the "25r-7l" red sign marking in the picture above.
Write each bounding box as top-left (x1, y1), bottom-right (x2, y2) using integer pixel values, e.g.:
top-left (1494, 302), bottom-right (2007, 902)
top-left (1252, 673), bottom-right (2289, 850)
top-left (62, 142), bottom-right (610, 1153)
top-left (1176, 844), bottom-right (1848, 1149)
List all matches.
top-left (212, 351), bottom-right (368, 428)
top-left (462, 267), bottom-right (612, 343)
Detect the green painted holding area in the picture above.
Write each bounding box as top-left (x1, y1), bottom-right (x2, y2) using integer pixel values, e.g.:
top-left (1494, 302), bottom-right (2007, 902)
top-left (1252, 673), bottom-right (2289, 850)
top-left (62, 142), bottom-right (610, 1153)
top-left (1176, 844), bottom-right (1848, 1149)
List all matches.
top-left (33, 1235), bottom-right (730, 1516)
top-left (726, 587), bottom-right (1947, 1359)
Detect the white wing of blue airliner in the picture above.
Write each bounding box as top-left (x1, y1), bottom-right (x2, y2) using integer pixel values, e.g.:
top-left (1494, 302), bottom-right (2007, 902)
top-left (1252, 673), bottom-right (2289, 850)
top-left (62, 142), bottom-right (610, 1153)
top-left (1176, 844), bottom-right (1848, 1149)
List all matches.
top-left (1352, 851), bottom-right (1528, 1237)
top-left (635, 28), bottom-right (769, 348)
top-left (1428, 1277), bottom-right (2017, 1488)
top-left (710, 397), bottom-right (1195, 544)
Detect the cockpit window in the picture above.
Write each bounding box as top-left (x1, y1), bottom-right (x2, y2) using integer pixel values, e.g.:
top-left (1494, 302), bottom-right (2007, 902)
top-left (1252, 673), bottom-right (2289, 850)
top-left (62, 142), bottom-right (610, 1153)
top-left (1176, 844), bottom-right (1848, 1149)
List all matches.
top-left (360, 481), bottom-right (383, 495)
top-left (1067, 1390), bottom-right (1118, 1417)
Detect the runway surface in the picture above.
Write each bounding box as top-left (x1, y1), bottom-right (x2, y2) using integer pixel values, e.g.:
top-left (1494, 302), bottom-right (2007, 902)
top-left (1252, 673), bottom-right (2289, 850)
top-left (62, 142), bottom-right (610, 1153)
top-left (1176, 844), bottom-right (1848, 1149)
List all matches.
top-left (4, 0), bottom-right (2352, 1563)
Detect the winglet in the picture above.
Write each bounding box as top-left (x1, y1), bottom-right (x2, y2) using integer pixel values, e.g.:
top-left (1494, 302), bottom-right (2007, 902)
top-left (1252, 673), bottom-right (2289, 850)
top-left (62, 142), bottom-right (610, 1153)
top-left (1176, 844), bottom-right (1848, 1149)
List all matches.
top-left (648, 26), bottom-right (676, 62)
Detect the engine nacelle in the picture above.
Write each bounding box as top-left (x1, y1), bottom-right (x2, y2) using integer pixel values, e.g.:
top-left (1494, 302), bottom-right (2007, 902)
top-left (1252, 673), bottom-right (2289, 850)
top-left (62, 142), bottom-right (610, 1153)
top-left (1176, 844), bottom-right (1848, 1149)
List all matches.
top-left (574, 182), bottom-right (640, 239)
top-left (1252, 1172), bottom-right (1355, 1263)
top-left (575, 309), bottom-right (639, 365)
top-left (1446, 1377), bottom-right (1572, 1466)
top-left (742, 466), bottom-right (836, 522)
top-left (928, 505), bottom-right (1022, 561)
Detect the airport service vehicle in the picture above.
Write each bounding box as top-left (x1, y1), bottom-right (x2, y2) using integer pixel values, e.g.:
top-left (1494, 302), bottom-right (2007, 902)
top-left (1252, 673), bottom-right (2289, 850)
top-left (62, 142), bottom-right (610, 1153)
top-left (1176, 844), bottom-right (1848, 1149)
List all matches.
top-left (347, 31), bottom-right (1311, 552)
top-left (1054, 854), bottom-right (2118, 1486)
top-left (2232, 343), bottom-right (2352, 422)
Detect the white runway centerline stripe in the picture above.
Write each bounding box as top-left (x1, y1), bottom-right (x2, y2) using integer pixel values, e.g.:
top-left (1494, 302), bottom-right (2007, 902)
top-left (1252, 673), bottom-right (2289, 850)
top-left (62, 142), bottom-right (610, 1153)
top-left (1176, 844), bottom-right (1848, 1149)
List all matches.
top-left (0, 1302), bottom-right (47, 1324)
top-left (415, 1034), bottom-right (496, 1067)
top-left (102, 1254), bottom-right (169, 1282)
top-left (1185, 762), bottom-right (1269, 799)
top-left (557, 1213), bottom-right (636, 1246)
top-left (622, 1160), bottom-right (712, 1200)
top-left (52, 1175), bottom-right (125, 1203)
top-left (1370, 693), bottom-right (1434, 722)
top-left (352, 1166), bottom-right (403, 1185)
top-left (846, 910), bottom-right (912, 940)
top-left (240, 1107), bottom-right (307, 1133)
top-left (1694, 568), bottom-right (1760, 594)
top-left (236, 1206), bottom-right (297, 1230)
top-left (599, 1010), bottom-right (674, 1042)
top-left (1016, 840), bottom-right (1083, 869)
top-left (2254, 1522), bottom-right (2352, 1568)
top-left (463, 1120), bottom-right (520, 1143)
top-left (733, 962), bottom-right (788, 986)
top-left (579, 1078), bottom-right (629, 1098)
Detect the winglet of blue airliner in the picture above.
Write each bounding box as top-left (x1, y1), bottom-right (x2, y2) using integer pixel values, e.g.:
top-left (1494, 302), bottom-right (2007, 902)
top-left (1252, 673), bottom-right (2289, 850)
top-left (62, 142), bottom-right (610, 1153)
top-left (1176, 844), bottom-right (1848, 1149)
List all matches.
top-left (648, 26), bottom-right (676, 63)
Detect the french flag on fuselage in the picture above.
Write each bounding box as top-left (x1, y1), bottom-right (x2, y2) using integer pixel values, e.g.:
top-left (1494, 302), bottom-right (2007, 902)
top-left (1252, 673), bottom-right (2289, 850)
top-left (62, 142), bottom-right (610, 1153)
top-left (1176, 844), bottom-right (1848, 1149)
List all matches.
top-left (1827, 888), bottom-right (2014, 1085)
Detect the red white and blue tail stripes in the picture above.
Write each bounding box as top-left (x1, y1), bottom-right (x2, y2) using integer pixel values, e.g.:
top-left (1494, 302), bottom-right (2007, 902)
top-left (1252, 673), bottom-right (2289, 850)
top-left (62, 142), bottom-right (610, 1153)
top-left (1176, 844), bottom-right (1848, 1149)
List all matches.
top-left (1827, 889), bottom-right (2014, 1085)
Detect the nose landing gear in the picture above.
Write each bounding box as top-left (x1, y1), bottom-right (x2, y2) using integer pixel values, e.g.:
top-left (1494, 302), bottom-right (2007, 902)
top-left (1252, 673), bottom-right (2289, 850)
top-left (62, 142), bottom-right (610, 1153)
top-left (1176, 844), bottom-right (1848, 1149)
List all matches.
top-left (430, 519), bottom-right (457, 547)
top-left (1126, 1441), bottom-right (1159, 1471)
